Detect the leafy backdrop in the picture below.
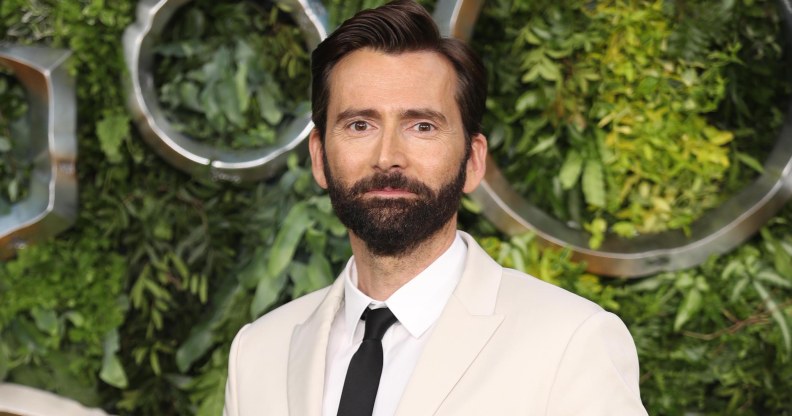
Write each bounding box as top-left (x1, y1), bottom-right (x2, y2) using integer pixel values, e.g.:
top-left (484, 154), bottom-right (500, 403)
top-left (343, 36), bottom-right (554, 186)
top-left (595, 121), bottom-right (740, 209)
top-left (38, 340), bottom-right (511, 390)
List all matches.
top-left (1, 0), bottom-right (791, 415)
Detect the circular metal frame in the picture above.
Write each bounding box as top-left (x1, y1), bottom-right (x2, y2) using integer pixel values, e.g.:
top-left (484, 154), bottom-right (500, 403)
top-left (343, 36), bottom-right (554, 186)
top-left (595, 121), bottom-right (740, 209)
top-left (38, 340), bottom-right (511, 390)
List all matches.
top-left (0, 46), bottom-right (77, 260)
top-left (122, 0), bottom-right (329, 182)
top-left (434, 0), bottom-right (792, 277)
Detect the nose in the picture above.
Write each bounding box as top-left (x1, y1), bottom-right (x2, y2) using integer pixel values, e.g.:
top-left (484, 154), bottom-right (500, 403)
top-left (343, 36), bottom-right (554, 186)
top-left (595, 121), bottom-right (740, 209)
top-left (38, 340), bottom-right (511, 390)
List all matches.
top-left (373, 125), bottom-right (407, 172)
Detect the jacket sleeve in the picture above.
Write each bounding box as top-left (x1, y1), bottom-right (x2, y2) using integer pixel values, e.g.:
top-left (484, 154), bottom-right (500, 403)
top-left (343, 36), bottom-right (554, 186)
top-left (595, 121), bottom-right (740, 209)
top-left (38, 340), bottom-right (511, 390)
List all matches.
top-left (545, 311), bottom-right (648, 416)
top-left (223, 324), bottom-right (250, 416)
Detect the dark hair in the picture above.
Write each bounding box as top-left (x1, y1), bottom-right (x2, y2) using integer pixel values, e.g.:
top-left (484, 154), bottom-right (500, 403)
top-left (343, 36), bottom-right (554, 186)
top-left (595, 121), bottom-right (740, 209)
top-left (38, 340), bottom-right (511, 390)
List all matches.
top-left (310, 0), bottom-right (487, 146)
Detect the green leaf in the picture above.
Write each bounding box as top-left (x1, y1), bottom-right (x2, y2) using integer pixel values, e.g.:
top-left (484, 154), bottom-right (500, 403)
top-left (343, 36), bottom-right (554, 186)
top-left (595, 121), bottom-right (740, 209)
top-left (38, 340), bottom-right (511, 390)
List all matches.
top-left (100, 329), bottom-right (128, 388)
top-left (258, 88), bottom-right (283, 125)
top-left (0, 342), bottom-right (9, 380)
top-left (674, 288), bottom-right (702, 331)
top-left (199, 82), bottom-right (223, 124)
top-left (628, 274), bottom-right (667, 292)
top-left (153, 219), bottom-right (173, 241)
top-left (461, 196), bottom-right (482, 214)
top-left (238, 251), bottom-right (266, 289)
top-left (306, 253), bottom-right (333, 291)
top-left (730, 276), bottom-right (749, 302)
top-left (31, 307), bottom-right (59, 336)
top-left (736, 152), bottom-right (764, 174)
top-left (251, 270), bottom-right (287, 317)
top-left (96, 113), bottom-right (130, 164)
top-left (525, 134), bottom-right (557, 157)
top-left (64, 311), bottom-right (85, 327)
top-left (585, 217), bottom-right (607, 249)
top-left (179, 82), bottom-right (203, 112)
top-left (722, 258), bottom-right (744, 280)
top-left (753, 280), bottom-right (791, 353)
top-left (538, 58), bottom-right (561, 81)
top-left (756, 269), bottom-right (792, 288)
top-left (611, 221), bottom-right (637, 238)
top-left (218, 76), bottom-right (245, 127)
top-left (582, 158), bottom-right (606, 208)
top-left (521, 65), bottom-right (542, 83)
top-left (287, 261), bottom-right (311, 298)
top-left (234, 59), bottom-right (250, 113)
top-left (771, 238), bottom-right (792, 279)
top-left (559, 150), bottom-right (584, 190)
top-left (170, 253), bottom-right (190, 280)
top-left (176, 321), bottom-right (214, 372)
top-left (267, 201), bottom-right (312, 278)
top-left (515, 89), bottom-right (542, 113)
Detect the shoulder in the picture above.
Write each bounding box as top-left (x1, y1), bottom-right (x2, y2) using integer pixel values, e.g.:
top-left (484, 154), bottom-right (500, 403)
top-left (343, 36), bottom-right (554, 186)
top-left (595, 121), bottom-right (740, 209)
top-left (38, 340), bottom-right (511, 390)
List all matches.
top-left (497, 267), bottom-right (603, 321)
top-left (224, 285), bottom-right (334, 415)
top-left (459, 231), bottom-right (606, 329)
top-left (494, 269), bottom-right (645, 413)
top-left (239, 286), bottom-right (330, 339)
top-left (226, 286), bottom-right (331, 388)
top-left (489, 267), bottom-right (638, 361)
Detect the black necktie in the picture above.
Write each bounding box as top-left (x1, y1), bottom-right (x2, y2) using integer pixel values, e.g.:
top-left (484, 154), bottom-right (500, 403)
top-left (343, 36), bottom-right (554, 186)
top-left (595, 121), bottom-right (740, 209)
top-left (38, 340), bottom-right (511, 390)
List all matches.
top-left (337, 307), bottom-right (398, 416)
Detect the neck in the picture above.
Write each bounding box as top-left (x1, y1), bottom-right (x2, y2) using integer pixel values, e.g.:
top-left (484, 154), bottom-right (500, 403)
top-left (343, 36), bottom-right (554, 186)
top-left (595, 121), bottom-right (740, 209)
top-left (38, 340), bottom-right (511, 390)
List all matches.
top-left (350, 219), bottom-right (458, 301)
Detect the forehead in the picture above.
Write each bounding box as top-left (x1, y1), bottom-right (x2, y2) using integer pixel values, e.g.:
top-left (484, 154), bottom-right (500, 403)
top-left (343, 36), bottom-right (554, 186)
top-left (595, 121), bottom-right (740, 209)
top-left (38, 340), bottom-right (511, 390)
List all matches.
top-left (327, 48), bottom-right (458, 116)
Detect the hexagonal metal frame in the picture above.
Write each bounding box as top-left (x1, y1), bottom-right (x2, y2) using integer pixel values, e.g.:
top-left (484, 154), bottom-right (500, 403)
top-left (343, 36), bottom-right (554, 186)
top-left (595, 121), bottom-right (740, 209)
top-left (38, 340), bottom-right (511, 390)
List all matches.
top-left (123, 0), bottom-right (329, 182)
top-left (0, 46), bottom-right (78, 260)
top-left (434, 0), bottom-right (792, 277)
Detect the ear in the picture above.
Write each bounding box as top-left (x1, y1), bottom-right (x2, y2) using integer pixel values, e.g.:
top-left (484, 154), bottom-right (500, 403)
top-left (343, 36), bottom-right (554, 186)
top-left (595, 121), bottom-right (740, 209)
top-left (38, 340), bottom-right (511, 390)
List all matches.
top-left (309, 128), bottom-right (328, 189)
top-left (463, 133), bottom-right (487, 193)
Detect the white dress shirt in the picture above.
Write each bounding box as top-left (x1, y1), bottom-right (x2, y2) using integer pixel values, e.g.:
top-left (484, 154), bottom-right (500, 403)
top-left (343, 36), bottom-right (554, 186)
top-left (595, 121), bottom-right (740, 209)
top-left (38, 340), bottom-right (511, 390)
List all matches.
top-left (322, 233), bottom-right (467, 416)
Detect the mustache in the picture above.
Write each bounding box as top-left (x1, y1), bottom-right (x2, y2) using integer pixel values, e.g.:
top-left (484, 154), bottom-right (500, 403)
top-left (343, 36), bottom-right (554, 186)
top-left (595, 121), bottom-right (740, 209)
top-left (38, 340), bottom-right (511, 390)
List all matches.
top-left (349, 172), bottom-right (434, 197)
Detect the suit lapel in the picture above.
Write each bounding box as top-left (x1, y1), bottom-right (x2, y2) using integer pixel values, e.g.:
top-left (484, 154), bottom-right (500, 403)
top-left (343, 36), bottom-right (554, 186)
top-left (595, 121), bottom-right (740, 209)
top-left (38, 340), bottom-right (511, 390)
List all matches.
top-left (287, 276), bottom-right (345, 416)
top-left (395, 233), bottom-right (505, 416)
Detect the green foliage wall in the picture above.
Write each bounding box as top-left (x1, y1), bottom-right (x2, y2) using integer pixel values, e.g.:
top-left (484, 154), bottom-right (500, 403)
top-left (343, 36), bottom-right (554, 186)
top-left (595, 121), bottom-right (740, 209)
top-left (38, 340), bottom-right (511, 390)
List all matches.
top-left (476, 0), bottom-right (792, 244)
top-left (1, 1), bottom-right (791, 415)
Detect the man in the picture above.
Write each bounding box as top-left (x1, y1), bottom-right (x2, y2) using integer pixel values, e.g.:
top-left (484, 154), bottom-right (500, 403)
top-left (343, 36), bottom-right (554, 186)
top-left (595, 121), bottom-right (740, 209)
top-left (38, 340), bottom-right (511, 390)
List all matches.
top-left (224, 1), bottom-right (648, 415)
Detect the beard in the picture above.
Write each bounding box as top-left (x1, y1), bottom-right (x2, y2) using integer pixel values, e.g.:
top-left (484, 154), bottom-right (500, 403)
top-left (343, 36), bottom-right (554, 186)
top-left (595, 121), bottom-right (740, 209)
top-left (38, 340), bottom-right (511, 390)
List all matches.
top-left (324, 154), bottom-right (467, 258)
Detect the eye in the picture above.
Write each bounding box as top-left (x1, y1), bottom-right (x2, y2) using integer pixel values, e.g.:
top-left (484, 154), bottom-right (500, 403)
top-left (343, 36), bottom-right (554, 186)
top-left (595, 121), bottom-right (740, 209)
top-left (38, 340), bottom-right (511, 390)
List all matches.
top-left (414, 122), bottom-right (435, 132)
top-left (350, 120), bottom-right (370, 131)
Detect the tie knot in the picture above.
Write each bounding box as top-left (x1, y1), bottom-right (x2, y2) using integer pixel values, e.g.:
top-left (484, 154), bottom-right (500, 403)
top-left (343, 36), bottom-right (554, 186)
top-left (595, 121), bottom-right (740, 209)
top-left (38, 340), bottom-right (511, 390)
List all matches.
top-left (362, 307), bottom-right (397, 341)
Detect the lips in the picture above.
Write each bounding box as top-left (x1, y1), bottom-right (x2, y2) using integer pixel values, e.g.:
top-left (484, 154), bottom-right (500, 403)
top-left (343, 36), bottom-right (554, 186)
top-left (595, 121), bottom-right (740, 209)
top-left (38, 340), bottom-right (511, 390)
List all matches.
top-left (351, 173), bottom-right (432, 198)
top-left (372, 186), bottom-right (409, 192)
top-left (365, 187), bottom-right (415, 197)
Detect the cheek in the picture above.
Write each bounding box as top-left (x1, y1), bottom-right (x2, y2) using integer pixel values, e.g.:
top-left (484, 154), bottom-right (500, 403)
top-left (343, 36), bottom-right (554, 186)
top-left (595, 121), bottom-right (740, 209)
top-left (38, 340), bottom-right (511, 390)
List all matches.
top-left (423, 142), bottom-right (465, 171)
top-left (324, 145), bottom-right (365, 182)
top-left (421, 154), bottom-right (465, 189)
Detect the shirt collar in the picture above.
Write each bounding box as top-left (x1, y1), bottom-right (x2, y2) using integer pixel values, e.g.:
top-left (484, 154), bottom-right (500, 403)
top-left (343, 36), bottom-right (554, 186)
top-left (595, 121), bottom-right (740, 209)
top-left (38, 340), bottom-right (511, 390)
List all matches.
top-left (341, 232), bottom-right (468, 342)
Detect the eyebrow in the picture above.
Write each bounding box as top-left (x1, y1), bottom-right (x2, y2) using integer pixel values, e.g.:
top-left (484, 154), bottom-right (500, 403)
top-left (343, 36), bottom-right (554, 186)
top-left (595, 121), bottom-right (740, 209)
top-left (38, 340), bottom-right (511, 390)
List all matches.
top-left (334, 108), bottom-right (448, 125)
top-left (335, 108), bottom-right (381, 124)
top-left (401, 108), bottom-right (447, 125)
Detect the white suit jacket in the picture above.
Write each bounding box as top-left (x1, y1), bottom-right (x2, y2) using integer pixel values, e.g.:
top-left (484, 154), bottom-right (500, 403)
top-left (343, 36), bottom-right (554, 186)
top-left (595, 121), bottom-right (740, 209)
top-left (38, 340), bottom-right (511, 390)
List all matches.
top-left (224, 232), bottom-right (648, 415)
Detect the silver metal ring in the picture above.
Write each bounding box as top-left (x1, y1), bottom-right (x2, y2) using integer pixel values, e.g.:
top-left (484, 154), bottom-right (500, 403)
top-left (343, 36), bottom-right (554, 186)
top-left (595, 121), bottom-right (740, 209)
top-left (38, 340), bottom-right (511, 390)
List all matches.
top-left (435, 0), bottom-right (792, 277)
top-left (123, 0), bottom-right (329, 182)
top-left (0, 46), bottom-right (78, 260)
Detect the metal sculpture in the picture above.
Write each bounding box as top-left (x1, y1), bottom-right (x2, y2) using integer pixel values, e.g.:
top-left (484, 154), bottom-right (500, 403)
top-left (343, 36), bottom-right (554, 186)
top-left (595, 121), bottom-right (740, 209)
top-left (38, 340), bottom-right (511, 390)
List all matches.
top-left (123, 0), bottom-right (329, 182)
top-left (434, 0), bottom-right (792, 277)
top-left (0, 46), bottom-right (77, 260)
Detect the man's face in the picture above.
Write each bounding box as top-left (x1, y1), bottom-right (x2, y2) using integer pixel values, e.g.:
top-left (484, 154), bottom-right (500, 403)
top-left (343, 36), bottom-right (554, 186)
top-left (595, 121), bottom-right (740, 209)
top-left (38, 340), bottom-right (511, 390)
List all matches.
top-left (309, 48), bottom-right (486, 256)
